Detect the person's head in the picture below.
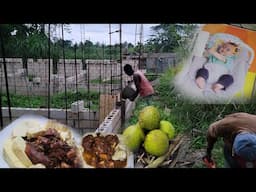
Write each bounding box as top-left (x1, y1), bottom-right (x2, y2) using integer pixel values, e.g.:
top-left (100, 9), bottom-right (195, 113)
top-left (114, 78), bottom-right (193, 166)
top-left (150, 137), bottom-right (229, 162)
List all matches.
top-left (218, 42), bottom-right (239, 56)
top-left (233, 132), bottom-right (256, 161)
top-left (124, 64), bottom-right (134, 76)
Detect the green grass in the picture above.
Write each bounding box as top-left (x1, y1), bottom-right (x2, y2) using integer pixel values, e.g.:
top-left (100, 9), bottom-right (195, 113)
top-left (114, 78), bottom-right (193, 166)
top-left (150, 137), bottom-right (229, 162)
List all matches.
top-left (126, 64), bottom-right (256, 168)
top-left (90, 79), bottom-right (102, 84)
top-left (145, 73), bottom-right (159, 82)
top-left (2, 90), bottom-right (100, 110)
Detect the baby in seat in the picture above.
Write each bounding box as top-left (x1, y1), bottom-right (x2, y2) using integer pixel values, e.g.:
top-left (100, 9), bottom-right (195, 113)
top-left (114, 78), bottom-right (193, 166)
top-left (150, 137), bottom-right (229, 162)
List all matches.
top-left (195, 38), bottom-right (240, 93)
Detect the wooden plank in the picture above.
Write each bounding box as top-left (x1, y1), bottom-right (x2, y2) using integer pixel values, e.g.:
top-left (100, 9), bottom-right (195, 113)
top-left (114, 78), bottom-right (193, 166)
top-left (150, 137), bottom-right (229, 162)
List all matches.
top-left (99, 94), bottom-right (118, 124)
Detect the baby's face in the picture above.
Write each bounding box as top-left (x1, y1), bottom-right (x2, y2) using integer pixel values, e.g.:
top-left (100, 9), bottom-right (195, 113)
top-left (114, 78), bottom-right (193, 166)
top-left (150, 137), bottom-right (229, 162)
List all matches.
top-left (218, 43), bottom-right (237, 56)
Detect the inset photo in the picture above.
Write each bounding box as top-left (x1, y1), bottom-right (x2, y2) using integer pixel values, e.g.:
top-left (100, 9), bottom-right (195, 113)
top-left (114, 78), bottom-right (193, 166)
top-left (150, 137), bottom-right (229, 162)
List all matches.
top-left (175, 24), bottom-right (256, 103)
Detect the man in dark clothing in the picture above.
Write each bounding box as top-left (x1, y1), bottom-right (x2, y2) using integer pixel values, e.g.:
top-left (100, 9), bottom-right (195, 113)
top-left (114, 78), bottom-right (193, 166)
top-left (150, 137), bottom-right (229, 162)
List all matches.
top-left (204, 112), bottom-right (256, 168)
top-left (122, 64), bottom-right (154, 103)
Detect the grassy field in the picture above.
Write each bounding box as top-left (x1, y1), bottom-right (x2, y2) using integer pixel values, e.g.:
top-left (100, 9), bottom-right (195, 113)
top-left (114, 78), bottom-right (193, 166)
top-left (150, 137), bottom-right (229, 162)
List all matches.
top-left (1, 90), bottom-right (100, 110)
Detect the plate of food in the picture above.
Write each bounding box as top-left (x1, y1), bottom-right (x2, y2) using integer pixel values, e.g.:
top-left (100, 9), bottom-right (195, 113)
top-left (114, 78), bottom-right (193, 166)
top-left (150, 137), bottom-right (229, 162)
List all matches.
top-left (81, 132), bottom-right (134, 168)
top-left (0, 114), bottom-right (134, 168)
top-left (0, 114), bottom-right (85, 168)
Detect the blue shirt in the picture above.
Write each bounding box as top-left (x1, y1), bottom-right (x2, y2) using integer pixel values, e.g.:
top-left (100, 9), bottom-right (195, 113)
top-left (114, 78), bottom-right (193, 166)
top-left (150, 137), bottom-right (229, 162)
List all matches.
top-left (207, 54), bottom-right (235, 71)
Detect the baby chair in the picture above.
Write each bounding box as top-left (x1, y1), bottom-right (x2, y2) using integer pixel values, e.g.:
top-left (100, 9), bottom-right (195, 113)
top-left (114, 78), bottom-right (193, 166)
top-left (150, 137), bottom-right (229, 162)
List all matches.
top-left (175, 31), bottom-right (254, 103)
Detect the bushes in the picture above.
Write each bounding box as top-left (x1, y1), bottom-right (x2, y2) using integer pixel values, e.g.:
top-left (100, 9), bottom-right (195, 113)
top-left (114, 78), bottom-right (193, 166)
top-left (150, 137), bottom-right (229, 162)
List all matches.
top-left (1, 90), bottom-right (100, 110)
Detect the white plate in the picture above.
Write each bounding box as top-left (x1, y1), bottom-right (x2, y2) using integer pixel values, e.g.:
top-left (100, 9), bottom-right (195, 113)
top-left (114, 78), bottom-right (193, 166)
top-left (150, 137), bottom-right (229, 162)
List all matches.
top-left (0, 114), bottom-right (134, 168)
top-left (82, 132), bottom-right (134, 168)
top-left (0, 114), bottom-right (82, 168)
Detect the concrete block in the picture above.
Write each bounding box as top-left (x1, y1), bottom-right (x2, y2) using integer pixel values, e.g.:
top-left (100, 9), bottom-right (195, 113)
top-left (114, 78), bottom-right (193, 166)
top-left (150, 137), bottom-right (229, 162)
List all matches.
top-left (71, 100), bottom-right (84, 113)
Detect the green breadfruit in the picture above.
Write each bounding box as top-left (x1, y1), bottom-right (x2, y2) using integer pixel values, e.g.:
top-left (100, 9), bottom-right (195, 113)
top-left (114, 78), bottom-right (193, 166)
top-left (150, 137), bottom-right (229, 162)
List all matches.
top-left (138, 106), bottom-right (160, 131)
top-left (122, 123), bottom-right (145, 152)
top-left (144, 129), bottom-right (169, 157)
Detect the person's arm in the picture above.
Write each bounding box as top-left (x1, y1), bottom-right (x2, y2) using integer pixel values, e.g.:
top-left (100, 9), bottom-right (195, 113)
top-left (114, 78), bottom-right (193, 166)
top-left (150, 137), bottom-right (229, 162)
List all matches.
top-left (208, 46), bottom-right (226, 62)
top-left (128, 74), bottom-right (140, 101)
top-left (206, 124), bottom-right (218, 159)
top-left (225, 112), bottom-right (250, 118)
top-left (205, 116), bottom-right (234, 159)
top-left (133, 74), bottom-right (141, 95)
top-left (205, 113), bottom-right (252, 158)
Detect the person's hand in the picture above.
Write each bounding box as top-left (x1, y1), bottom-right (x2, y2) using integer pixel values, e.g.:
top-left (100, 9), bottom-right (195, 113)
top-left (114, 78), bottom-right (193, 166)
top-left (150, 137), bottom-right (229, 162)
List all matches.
top-left (203, 154), bottom-right (212, 162)
top-left (219, 54), bottom-right (226, 62)
top-left (202, 154), bottom-right (216, 168)
top-left (208, 120), bottom-right (220, 133)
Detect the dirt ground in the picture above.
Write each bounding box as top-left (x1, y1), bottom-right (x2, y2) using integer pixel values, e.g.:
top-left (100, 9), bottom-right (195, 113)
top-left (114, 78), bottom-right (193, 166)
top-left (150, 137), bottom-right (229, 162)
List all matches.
top-left (171, 134), bottom-right (206, 168)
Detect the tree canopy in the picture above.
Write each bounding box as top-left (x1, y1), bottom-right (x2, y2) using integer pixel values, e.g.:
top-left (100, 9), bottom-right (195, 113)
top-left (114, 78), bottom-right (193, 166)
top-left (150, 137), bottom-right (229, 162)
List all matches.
top-left (0, 24), bottom-right (203, 60)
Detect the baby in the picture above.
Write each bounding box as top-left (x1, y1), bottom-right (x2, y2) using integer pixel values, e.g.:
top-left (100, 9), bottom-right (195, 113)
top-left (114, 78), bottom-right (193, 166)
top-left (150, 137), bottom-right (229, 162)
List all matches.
top-left (195, 40), bottom-right (239, 93)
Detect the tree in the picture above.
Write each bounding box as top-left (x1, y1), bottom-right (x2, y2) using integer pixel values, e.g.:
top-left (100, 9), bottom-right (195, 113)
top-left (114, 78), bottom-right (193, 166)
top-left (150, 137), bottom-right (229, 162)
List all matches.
top-left (145, 24), bottom-right (198, 53)
top-left (128, 43), bottom-right (134, 48)
top-left (0, 24), bottom-right (29, 58)
top-left (27, 31), bottom-right (49, 59)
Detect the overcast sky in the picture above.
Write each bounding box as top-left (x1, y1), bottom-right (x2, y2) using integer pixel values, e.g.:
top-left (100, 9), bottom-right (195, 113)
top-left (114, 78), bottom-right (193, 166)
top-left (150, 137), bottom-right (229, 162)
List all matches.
top-left (62, 24), bottom-right (159, 45)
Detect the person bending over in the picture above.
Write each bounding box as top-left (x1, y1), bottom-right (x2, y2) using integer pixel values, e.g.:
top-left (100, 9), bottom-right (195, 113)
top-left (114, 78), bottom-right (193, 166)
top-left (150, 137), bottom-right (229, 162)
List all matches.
top-left (123, 64), bottom-right (154, 103)
top-left (204, 112), bottom-right (256, 168)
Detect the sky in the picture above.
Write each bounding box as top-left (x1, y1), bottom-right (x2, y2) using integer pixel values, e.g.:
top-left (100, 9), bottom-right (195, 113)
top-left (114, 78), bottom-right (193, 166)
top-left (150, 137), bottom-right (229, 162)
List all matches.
top-left (62, 24), bottom-right (159, 45)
